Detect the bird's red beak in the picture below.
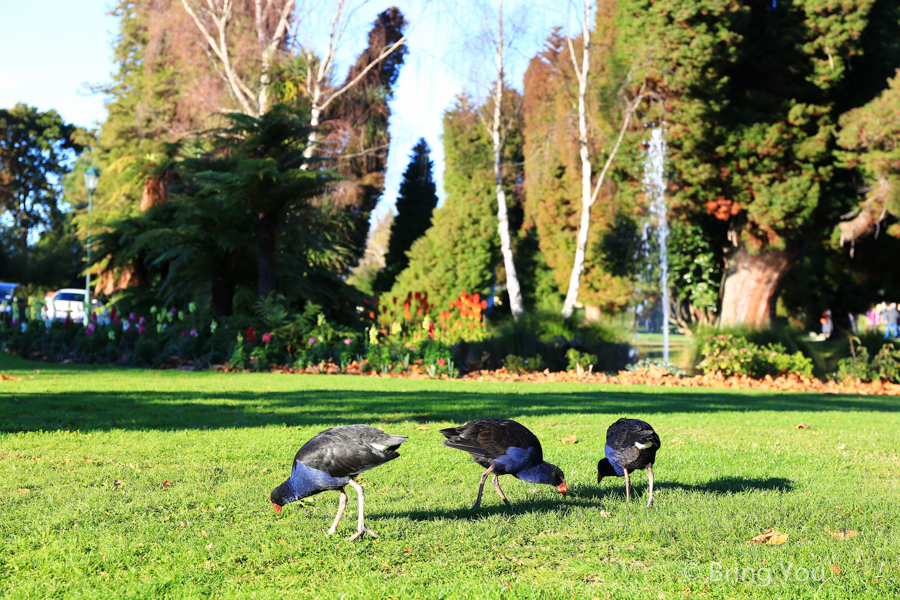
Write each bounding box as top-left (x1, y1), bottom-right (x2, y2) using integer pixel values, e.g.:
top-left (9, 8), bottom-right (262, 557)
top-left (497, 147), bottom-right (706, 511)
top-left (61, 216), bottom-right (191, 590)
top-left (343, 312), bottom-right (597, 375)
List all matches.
top-left (558, 482), bottom-right (567, 497)
top-left (271, 497), bottom-right (282, 514)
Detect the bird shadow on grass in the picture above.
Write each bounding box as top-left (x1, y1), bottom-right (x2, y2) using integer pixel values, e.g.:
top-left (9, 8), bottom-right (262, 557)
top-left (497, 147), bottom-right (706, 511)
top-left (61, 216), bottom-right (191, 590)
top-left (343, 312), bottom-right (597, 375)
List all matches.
top-left (571, 476), bottom-right (793, 502)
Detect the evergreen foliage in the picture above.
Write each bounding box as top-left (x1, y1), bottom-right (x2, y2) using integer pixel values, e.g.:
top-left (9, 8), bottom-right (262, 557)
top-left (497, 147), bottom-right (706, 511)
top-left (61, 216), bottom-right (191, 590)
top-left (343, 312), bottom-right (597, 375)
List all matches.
top-left (522, 4), bottom-right (632, 314)
top-left (373, 138), bottom-right (438, 293)
top-left (389, 94), bottom-right (523, 313)
top-left (0, 104), bottom-right (82, 256)
top-left (93, 104), bottom-right (349, 316)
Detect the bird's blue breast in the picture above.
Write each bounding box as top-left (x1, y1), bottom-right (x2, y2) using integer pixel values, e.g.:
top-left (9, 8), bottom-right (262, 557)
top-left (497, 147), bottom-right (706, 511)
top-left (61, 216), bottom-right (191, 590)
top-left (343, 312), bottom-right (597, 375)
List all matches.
top-left (285, 460), bottom-right (350, 500)
top-left (494, 446), bottom-right (537, 474)
top-left (604, 445), bottom-right (626, 476)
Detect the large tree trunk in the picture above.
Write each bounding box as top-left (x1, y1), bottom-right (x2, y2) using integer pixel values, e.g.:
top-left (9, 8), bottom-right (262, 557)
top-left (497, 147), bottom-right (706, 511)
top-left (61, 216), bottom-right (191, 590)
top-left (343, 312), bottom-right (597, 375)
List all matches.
top-left (719, 245), bottom-right (796, 329)
top-left (258, 212), bottom-right (277, 299)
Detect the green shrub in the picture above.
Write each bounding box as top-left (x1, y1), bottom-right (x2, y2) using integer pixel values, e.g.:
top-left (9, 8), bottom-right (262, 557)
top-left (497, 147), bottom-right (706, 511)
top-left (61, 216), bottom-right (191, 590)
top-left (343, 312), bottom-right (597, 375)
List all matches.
top-left (566, 349), bottom-right (598, 372)
top-left (625, 358), bottom-right (687, 377)
top-left (699, 334), bottom-right (813, 378)
top-left (835, 337), bottom-right (900, 382)
top-left (502, 354), bottom-right (546, 374)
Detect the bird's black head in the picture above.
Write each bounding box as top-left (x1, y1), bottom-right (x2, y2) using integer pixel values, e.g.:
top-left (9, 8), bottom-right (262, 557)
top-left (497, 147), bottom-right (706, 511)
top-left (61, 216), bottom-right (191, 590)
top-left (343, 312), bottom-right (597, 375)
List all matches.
top-left (597, 458), bottom-right (619, 482)
top-left (270, 482), bottom-right (292, 514)
top-left (548, 463), bottom-right (567, 496)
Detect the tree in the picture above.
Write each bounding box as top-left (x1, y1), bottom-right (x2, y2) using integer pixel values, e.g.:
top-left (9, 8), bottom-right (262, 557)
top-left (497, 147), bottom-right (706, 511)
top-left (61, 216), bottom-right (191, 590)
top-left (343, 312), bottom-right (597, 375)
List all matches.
top-left (559, 0), bottom-right (648, 319)
top-left (619, 0), bottom-right (880, 328)
top-left (835, 67), bottom-right (900, 250)
top-left (298, 2), bottom-right (408, 167)
top-left (0, 104), bottom-right (82, 258)
top-left (200, 104), bottom-right (335, 298)
top-left (389, 94), bottom-right (523, 312)
top-left (373, 138), bottom-right (438, 293)
top-left (316, 7), bottom-right (408, 264)
top-left (522, 19), bottom-right (632, 318)
top-left (180, 0), bottom-right (295, 117)
top-left (94, 103), bottom-right (347, 314)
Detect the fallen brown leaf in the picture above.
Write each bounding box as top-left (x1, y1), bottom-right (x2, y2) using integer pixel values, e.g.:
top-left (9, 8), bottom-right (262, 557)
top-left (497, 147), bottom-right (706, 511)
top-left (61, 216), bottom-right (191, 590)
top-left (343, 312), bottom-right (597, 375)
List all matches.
top-left (599, 510), bottom-right (611, 517)
top-left (1, 374), bottom-right (22, 381)
top-left (205, 543), bottom-right (213, 550)
top-left (278, 539), bottom-right (285, 545)
top-left (749, 528), bottom-right (788, 545)
top-left (830, 564), bottom-right (841, 575)
top-left (824, 527), bottom-right (858, 540)
top-left (795, 423), bottom-right (810, 429)
top-left (561, 434), bottom-right (578, 444)
top-left (413, 425), bottom-right (429, 431)
top-left (162, 480), bottom-right (171, 488)
top-left (17, 488), bottom-right (30, 493)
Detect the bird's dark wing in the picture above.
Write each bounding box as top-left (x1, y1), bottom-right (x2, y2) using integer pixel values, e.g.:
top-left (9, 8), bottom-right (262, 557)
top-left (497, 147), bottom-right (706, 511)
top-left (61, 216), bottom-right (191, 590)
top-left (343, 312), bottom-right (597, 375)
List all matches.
top-left (441, 418), bottom-right (542, 462)
top-left (606, 418), bottom-right (660, 451)
top-left (294, 425), bottom-right (407, 478)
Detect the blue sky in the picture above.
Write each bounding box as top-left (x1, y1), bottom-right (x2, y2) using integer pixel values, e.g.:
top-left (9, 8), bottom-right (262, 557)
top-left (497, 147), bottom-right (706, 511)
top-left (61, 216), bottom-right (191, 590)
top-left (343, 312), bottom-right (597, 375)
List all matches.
top-left (0, 0), bottom-right (571, 222)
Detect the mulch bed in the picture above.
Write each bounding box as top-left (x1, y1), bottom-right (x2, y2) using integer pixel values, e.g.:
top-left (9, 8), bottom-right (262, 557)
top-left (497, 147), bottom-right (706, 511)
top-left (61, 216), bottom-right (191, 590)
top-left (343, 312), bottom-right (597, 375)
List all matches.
top-left (213, 361), bottom-right (900, 395)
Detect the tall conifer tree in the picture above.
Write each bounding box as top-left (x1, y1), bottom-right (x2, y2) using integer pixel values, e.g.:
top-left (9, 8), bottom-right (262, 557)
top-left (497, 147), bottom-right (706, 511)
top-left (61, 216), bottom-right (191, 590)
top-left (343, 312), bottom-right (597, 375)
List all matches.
top-left (374, 138), bottom-right (438, 293)
top-left (389, 94), bottom-right (523, 311)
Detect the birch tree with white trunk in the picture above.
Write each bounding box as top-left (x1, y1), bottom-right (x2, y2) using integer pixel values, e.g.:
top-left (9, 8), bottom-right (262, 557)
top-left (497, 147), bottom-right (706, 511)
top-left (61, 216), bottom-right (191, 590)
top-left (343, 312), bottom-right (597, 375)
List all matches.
top-left (560, 0), bottom-right (646, 319)
top-left (180, 0), bottom-right (296, 117)
top-left (487, 0), bottom-right (525, 321)
top-left (299, 0), bottom-right (407, 169)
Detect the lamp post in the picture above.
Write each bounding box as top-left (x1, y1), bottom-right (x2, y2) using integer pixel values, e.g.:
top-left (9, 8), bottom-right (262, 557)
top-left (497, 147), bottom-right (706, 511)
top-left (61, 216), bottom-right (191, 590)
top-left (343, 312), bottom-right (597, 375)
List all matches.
top-left (83, 166), bottom-right (99, 325)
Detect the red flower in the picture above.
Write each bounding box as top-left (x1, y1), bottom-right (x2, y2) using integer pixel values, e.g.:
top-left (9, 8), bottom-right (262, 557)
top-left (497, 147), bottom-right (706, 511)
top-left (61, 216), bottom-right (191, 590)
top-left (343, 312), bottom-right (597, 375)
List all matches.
top-left (247, 326), bottom-right (256, 342)
top-left (369, 311), bottom-right (376, 319)
top-left (481, 300), bottom-right (488, 309)
top-left (437, 358), bottom-right (446, 366)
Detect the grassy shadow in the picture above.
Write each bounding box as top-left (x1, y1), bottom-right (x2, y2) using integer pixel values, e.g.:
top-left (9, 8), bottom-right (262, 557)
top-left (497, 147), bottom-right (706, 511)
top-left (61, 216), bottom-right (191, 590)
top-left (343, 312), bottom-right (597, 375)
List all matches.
top-left (2, 384), bottom-right (897, 433)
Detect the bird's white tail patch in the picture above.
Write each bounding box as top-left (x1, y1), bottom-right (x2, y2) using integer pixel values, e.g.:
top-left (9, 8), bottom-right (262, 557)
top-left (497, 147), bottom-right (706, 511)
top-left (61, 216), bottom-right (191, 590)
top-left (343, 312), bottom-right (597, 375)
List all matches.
top-left (634, 441), bottom-right (656, 450)
top-left (370, 443), bottom-right (390, 451)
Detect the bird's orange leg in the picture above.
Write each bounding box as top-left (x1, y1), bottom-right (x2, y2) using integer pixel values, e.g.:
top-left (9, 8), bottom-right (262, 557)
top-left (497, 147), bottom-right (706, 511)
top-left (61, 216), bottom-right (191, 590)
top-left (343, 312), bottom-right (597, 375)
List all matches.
top-left (473, 466), bottom-right (494, 509)
top-left (347, 479), bottom-right (379, 541)
top-left (624, 468), bottom-right (631, 502)
top-left (327, 488), bottom-right (348, 535)
top-left (491, 473), bottom-right (512, 508)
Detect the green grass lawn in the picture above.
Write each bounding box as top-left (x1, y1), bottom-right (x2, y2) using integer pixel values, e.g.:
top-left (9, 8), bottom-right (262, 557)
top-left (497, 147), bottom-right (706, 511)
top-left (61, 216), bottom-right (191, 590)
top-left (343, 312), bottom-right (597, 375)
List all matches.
top-left (1, 354), bottom-right (897, 599)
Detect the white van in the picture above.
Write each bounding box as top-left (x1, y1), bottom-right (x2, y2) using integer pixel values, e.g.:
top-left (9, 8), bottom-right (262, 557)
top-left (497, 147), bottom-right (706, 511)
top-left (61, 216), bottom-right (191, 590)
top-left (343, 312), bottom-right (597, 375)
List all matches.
top-left (46, 288), bottom-right (90, 321)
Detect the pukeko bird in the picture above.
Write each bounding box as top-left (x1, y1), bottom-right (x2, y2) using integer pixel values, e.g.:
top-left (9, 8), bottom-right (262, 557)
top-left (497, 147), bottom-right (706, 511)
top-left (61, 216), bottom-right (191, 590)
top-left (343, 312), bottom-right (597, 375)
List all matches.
top-left (597, 418), bottom-right (660, 507)
top-left (440, 418), bottom-right (566, 508)
top-left (269, 424), bottom-right (407, 540)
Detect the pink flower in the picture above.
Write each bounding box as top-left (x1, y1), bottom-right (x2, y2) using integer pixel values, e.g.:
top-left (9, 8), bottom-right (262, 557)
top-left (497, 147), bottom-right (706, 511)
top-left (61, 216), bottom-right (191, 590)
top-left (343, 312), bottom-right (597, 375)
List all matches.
top-left (190, 329), bottom-right (198, 338)
top-left (344, 338), bottom-right (352, 345)
top-left (262, 332), bottom-right (272, 343)
top-left (137, 325), bottom-right (146, 335)
top-left (85, 323), bottom-right (95, 337)
top-left (181, 331), bottom-right (188, 338)
top-left (113, 315), bottom-right (121, 325)
top-left (437, 358), bottom-right (446, 367)
top-left (138, 316), bottom-right (147, 325)
top-left (308, 337), bottom-right (317, 346)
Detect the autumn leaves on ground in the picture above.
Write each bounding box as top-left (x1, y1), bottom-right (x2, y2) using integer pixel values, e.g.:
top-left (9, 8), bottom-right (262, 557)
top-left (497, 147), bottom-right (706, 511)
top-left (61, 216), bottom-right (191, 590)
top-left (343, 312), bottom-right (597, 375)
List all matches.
top-left (1, 353), bottom-right (896, 599)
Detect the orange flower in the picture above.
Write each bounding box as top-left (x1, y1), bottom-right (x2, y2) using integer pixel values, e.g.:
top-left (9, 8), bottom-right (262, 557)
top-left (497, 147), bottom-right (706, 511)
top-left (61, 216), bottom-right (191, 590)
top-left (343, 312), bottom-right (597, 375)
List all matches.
top-left (369, 311), bottom-right (376, 319)
top-left (417, 308), bottom-right (423, 316)
top-left (404, 301), bottom-right (410, 310)
top-left (403, 309), bottom-right (412, 319)
top-left (480, 300), bottom-right (487, 309)
top-left (460, 290), bottom-right (467, 299)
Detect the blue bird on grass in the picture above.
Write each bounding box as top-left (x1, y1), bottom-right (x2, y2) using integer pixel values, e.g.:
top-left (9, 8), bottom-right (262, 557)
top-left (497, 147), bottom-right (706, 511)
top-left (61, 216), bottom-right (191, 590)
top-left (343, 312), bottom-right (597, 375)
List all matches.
top-left (440, 418), bottom-right (567, 508)
top-left (597, 418), bottom-right (661, 507)
top-left (269, 424), bottom-right (407, 540)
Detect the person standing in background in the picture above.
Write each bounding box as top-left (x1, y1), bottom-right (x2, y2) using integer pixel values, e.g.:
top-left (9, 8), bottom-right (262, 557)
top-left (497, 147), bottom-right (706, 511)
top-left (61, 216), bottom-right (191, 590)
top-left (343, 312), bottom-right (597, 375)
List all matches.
top-left (885, 303), bottom-right (899, 339)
